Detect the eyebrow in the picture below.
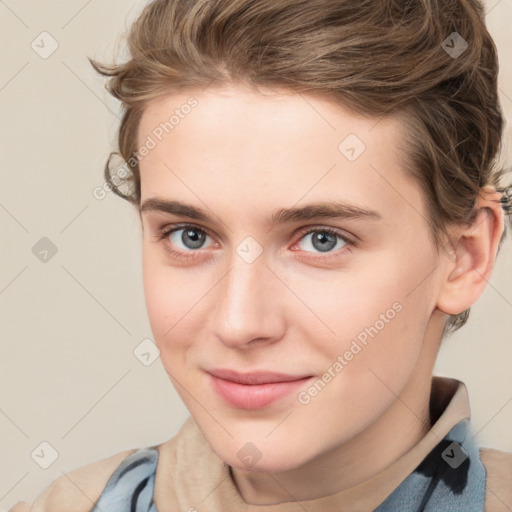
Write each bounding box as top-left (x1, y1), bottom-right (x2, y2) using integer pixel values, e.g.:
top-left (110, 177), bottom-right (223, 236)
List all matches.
top-left (140, 197), bottom-right (383, 226)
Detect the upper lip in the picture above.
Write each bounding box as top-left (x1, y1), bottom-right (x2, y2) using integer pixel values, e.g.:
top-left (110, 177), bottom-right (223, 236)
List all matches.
top-left (207, 368), bottom-right (312, 385)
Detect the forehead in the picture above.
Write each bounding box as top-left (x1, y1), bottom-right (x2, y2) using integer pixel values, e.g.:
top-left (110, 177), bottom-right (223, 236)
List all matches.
top-left (138, 85), bottom-right (402, 148)
top-left (136, 86), bottom-right (423, 226)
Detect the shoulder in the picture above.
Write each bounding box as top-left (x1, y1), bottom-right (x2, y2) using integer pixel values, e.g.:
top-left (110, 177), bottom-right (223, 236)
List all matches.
top-left (9, 447), bottom-right (138, 512)
top-left (11, 417), bottom-right (200, 512)
top-left (480, 447), bottom-right (512, 512)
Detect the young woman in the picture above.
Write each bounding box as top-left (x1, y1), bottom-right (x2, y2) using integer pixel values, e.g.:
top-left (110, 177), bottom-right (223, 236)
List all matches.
top-left (11, 0), bottom-right (512, 510)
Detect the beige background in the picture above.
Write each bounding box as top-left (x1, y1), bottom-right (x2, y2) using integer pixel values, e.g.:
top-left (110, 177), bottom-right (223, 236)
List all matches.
top-left (1, 0), bottom-right (511, 508)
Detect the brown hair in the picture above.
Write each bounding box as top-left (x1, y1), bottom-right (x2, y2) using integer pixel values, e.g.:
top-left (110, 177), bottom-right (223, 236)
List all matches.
top-left (90, 0), bottom-right (512, 336)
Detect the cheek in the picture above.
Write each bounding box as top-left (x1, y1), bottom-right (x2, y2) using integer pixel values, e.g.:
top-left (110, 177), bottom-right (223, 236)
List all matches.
top-left (142, 255), bottom-right (166, 333)
top-left (308, 253), bottom-right (431, 379)
top-left (142, 252), bottom-right (187, 347)
top-left (291, 265), bottom-right (403, 342)
top-left (142, 250), bottom-right (213, 365)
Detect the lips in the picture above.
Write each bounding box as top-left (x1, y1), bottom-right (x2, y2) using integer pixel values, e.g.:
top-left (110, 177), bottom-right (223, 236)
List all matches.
top-left (207, 368), bottom-right (313, 409)
top-left (207, 368), bottom-right (311, 385)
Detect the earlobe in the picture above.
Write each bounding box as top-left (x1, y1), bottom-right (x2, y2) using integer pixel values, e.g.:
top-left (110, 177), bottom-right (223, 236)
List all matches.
top-left (436, 187), bottom-right (505, 316)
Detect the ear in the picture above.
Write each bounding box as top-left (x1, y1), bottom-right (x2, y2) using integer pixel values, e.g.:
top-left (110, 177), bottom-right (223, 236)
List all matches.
top-left (436, 186), bottom-right (505, 316)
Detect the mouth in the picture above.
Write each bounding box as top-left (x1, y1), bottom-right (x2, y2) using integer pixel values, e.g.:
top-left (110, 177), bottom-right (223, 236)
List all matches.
top-left (207, 368), bottom-right (313, 410)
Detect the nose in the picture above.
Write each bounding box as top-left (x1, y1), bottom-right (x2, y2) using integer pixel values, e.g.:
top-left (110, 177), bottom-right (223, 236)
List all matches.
top-left (211, 252), bottom-right (286, 349)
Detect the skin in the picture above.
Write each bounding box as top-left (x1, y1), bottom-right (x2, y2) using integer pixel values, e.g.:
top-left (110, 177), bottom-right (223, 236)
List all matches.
top-left (137, 84), bottom-right (504, 504)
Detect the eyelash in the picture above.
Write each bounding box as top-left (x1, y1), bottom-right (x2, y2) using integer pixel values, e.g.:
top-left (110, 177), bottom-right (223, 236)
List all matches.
top-left (155, 223), bottom-right (355, 262)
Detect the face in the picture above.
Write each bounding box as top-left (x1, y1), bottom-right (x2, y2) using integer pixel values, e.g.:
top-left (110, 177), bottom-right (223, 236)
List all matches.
top-left (138, 85), bottom-right (445, 473)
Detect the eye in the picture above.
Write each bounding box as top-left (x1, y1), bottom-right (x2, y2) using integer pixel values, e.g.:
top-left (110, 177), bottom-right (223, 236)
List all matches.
top-left (156, 224), bottom-right (216, 261)
top-left (167, 226), bottom-right (212, 251)
top-left (169, 226), bottom-right (208, 250)
top-left (155, 223), bottom-right (354, 263)
top-left (294, 227), bottom-right (353, 256)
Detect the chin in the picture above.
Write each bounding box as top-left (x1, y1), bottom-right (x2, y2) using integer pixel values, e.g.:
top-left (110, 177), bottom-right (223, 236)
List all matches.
top-left (210, 436), bottom-right (314, 474)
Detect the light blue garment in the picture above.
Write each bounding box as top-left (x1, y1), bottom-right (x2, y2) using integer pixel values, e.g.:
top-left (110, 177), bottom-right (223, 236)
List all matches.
top-left (90, 448), bottom-right (158, 511)
top-left (91, 419), bottom-right (486, 511)
top-left (376, 419), bottom-right (486, 511)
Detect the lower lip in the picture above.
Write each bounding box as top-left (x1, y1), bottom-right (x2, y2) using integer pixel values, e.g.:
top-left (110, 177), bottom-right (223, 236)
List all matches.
top-left (209, 374), bottom-right (312, 410)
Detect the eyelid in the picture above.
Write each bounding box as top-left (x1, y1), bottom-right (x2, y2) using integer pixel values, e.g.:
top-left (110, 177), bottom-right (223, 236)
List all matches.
top-left (156, 222), bottom-right (215, 244)
top-left (156, 222), bottom-right (356, 241)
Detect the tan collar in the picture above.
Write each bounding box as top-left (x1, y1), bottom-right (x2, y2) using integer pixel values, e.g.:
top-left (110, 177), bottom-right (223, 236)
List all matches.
top-left (154, 376), bottom-right (471, 511)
